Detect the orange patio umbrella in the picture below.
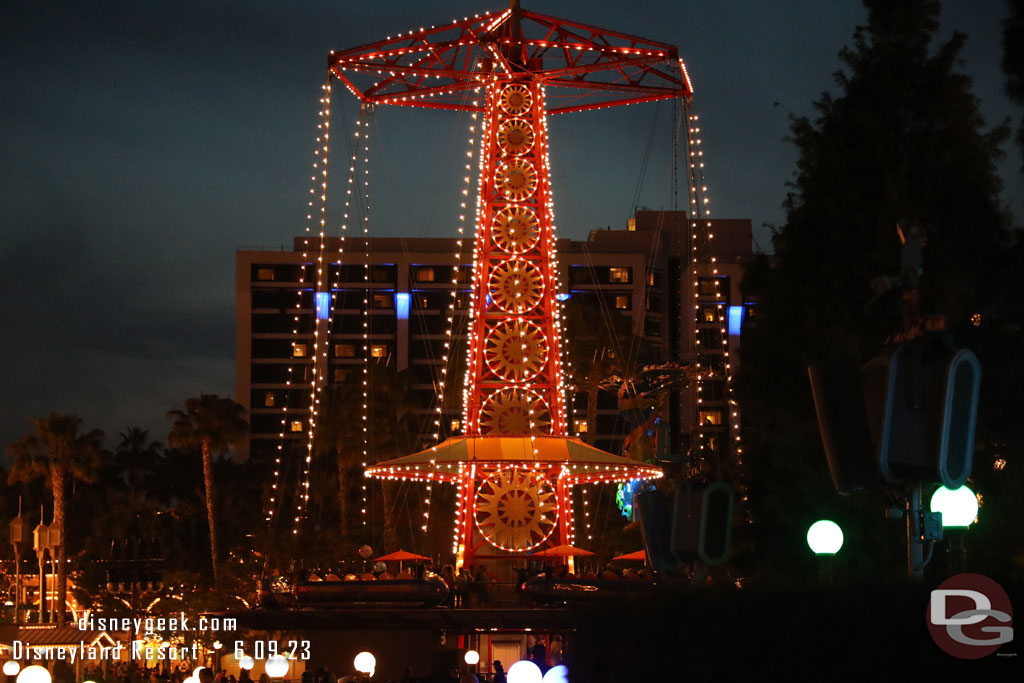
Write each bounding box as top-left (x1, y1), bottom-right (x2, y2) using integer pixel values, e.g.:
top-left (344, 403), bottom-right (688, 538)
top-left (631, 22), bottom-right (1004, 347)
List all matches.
top-left (373, 549), bottom-right (432, 572)
top-left (531, 544), bottom-right (595, 557)
top-left (612, 549), bottom-right (647, 561)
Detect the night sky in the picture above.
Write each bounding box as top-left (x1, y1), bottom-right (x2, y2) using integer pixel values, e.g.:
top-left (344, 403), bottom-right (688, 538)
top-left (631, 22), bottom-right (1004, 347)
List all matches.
top-left (1, 0), bottom-right (1020, 450)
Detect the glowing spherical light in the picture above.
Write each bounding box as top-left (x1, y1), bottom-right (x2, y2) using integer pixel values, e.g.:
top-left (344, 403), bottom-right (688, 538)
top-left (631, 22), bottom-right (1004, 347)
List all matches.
top-left (353, 652), bottom-right (376, 675)
top-left (930, 485), bottom-right (979, 528)
top-left (238, 656), bottom-right (255, 671)
top-left (507, 660), bottom-right (542, 683)
top-left (183, 677), bottom-right (197, 683)
top-left (265, 655), bottom-right (289, 678)
top-left (193, 667), bottom-right (205, 680)
top-left (17, 667), bottom-right (51, 683)
top-left (806, 520), bottom-right (843, 555)
top-left (464, 650), bottom-right (480, 665)
top-left (4, 662), bottom-right (21, 676)
top-left (541, 665), bottom-right (569, 683)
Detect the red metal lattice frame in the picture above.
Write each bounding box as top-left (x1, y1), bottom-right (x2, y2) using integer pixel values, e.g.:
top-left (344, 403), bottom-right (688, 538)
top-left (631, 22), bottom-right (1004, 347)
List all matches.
top-left (328, 7), bottom-right (692, 114)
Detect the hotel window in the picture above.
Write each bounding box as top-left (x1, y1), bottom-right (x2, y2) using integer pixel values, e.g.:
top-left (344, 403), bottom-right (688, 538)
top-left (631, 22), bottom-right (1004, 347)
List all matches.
top-left (647, 270), bottom-right (656, 286)
top-left (257, 268), bottom-right (275, 281)
top-left (698, 278), bottom-right (719, 296)
top-left (335, 344), bottom-right (356, 358)
top-left (577, 420), bottom-right (588, 433)
top-left (292, 344), bottom-right (307, 358)
top-left (372, 293), bottom-right (392, 309)
top-left (371, 344), bottom-right (388, 359)
top-left (334, 369), bottom-right (350, 382)
top-left (263, 392), bottom-right (275, 407)
top-left (290, 420), bottom-right (304, 432)
top-left (702, 306), bottom-right (718, 322)
top-left (614, 295), bottom-right (630, 310)
top-left (371, 266), bottom-right (394, 283)
top-left (699, 411), bottom-right (722, 425)
top-left (450, 419), bottom-right (461, 432)
top-left (415, 267), bottom-right (436, 283)
top-left (609, 267), bottom-right (631, 283)
top-left (419, 295), bottom-right (431, 309)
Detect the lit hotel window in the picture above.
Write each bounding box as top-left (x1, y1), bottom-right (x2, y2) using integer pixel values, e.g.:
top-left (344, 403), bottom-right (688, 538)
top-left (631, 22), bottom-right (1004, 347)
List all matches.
top-left (614, 295), bottom-right (630, 310)
top-left (415, 267), bottom-right (436, 282)
top-left (450, 419), bottom-right (461, 432)
top-left (699, 411), bottom-right (722, 425)
top-left (264, 392), bottom-right (275, 407)
top-left (371, 345), bottom-right (388, 359)
top-left (372, 293), bottom-right (392, 309)
top-left (292, 344), bottom-right (307, 358)
top-left (335, 344), bottom-right (356, 358)
top-left (290, 420), bottom-right (303, 432)
top-left (609, 267), bottom-right (631, 283)
top-left (577, 420), bottom-right (588, 433)
top-left (334, 369), bottom-right (350, 382)
top-left (257, 268), bottom-right (275, 281)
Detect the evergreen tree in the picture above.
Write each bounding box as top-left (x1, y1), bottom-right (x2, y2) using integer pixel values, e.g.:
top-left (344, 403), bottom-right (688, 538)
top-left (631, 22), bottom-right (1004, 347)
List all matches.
top-left (1003, 0), bottom-right (1024, 168)
top-left (738, 0), bottom-right (1017, 580)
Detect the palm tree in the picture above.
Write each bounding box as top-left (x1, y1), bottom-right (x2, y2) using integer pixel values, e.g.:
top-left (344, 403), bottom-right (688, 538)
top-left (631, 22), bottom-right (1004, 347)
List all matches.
top-left (166, 394), bottom-right (247, 583)
top-left (6, 413), bottom-right (104, 626)
top-left (312, 381), bottom-right (365, 536)
top-left (115, 427), bottom-right (163, 500)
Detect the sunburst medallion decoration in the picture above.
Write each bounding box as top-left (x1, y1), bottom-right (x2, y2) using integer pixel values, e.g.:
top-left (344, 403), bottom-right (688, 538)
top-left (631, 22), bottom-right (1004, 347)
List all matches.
top-left (495, 160), bottom-right (537, 201)
top-left (474, 467), bottom-right (557, 551)
top-left (497, 118), bottom-right (535, 156)
top-left (479, 388), bottom-right (551, 435)
top-left (484, 320), bottom-right (547, 381)
top-left (488, 259), bottom-right (543, 313)
top-left (491, 206), bottom-right (540, 254)
top-left (499, 84), bottom-right (532, 116)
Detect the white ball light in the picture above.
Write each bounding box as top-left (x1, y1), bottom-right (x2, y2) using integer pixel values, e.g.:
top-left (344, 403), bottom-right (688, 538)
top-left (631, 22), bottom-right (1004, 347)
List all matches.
top-left (353, 652), bottom-right (376, 675)
top-left (463, 650), bottom-right (480, 665)
top-left (806, 519), bottom-right (843, 555)
top-left (930, 485), bottom-right (979, 527)
top-left (4, 662), bottom-right (21, 677)
top-left (193, 667), bottom-right (205, 680)
top-left (265, 655), bottom-right (289, 678)
top-left (17, 666), bottom-right (51, 683)
top-left (507, 660), bottom-right (542, 683)
top-left (238, 656), bottom-right (255, 671)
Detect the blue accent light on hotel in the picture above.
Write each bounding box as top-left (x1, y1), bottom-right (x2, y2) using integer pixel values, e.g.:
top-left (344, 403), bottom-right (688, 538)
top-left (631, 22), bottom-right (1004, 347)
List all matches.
top-left (556, 292), bottom-right (572, 301)
top-left (395, 292), bottom-right (410, 320)
top-left (728, 305), bottom-right (743, 336)
top-left (315, 292), bottom-right (330, 320)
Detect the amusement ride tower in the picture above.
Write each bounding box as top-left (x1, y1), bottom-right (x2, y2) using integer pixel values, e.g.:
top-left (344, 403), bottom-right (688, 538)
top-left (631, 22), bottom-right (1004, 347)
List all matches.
top-left (332, 2), bottom-right (695, 568)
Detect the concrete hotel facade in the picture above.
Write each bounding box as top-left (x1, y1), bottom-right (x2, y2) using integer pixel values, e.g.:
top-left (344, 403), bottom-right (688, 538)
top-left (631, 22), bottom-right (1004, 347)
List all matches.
top-left (235, 210), bottom-right (752, 464)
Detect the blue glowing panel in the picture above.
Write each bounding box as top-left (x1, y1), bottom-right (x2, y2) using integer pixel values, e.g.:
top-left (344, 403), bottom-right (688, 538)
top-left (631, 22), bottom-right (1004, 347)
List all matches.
top-left (395, 292), bottom-right (410, 320)
top-left (728, 305), bottom-right (743, 336)
top-left (556, 292), bottom-right (572, 301)
top-left (315, 292), bottom-right (330, 320)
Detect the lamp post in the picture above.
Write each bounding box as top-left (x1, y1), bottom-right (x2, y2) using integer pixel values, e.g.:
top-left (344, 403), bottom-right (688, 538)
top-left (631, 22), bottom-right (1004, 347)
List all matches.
top-left (930, 485), bottom-right (978, 573)
top-left (806, 520), bottom-right (843, 585)
top-left (9, 511), bottom-right (26, 625)
top-left (32, 520), bottom-right (49, 624)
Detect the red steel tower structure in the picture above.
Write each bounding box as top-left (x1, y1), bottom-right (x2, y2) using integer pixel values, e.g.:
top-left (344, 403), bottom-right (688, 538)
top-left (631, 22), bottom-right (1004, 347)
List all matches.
top-left (338, 2), bottom-right (692, 568)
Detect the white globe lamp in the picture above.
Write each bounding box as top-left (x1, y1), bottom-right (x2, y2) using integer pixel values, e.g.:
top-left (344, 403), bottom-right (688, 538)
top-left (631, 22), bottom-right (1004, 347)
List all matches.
top-left (17, 667), bottom-right (51, 683)
top-left (463, 650), bottom-right (480, 666)
top-left (353, 652), bottom-right (376, 677)
top-left (806, 519), bottom-right (843, 555)
top-left (930, 485), bottom-right (978, 528)
top-left (3, 662), bottom-right (21, 677)
top-left (238, 656), bottom-right (255, 671)
top-left (265, 655), bottom-right (289, 679)
top-left (506, 660), bottom-right (542, 683)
